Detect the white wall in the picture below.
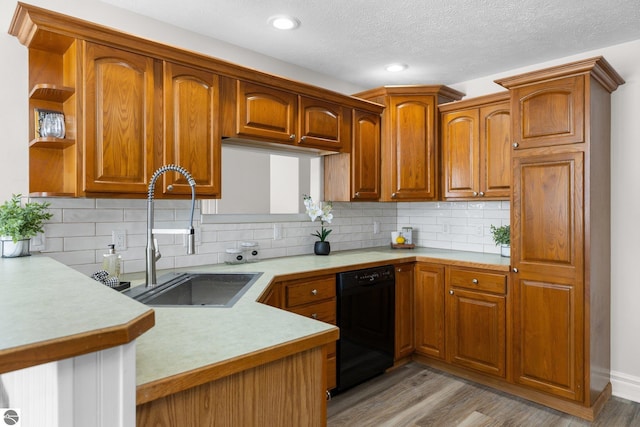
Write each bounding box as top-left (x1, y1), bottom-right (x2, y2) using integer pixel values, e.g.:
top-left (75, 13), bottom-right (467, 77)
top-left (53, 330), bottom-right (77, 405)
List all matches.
top-left (1, 0), bottom-right (639, 404)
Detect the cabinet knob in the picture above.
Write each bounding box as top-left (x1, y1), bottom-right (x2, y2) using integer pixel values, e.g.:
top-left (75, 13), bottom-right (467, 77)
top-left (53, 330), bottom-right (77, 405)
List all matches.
top-left (355, 192), bottom-right (360, 198)
top-left (167, 184), bottom-right (174, 192)
top-left (512, 142), bottom-right (519, 148)
top-left (479, 192), bottom-right (485, 197)
top-left (300, 135), bottom-right (307, 142)
top-left (473, 191), bottom-right (478, 196)
top-left (513, 267), bottom-right (519, 273)
top-left (311, 289), bottom-right (318, 295)
top-left (391, 192), bottom-right (397, 199)
top-left (311, 313), bottom-right (318, 319)
top-left (472, 278), bottom-right (479, 284)
top-left (289, 134), bottom-right (296, 140)
top-left (449, 290), bottom-right (454, 295)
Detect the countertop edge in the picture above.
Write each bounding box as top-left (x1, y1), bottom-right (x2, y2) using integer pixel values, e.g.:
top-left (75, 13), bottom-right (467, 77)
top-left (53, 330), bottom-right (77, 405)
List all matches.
top-left (0, 309), bottom-right (155, 374)
top-left (413, 255), bottom-right (511, 271)
top-left (136, 326), bottom-right (339, 405)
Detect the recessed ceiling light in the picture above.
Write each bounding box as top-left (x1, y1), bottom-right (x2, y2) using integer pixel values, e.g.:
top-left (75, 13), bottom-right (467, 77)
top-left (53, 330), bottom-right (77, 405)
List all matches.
top-left (385, 63), bottom-right (408, 72)
top-left (268, 15), bottom-right (300, 30)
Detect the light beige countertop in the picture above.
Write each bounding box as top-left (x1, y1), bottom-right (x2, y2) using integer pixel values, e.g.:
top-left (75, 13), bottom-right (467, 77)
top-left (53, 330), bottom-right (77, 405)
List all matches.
top-left (0, 255), bottom-right (154, 374)
top-left (0, 247), bottom-right (510, 404)
top-left (129, 246), bottom-right (510, 404)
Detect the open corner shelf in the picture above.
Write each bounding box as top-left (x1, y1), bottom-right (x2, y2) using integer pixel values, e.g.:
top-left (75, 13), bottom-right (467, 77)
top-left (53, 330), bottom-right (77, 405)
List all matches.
top-left (29, 84), bottom-right (75, 102)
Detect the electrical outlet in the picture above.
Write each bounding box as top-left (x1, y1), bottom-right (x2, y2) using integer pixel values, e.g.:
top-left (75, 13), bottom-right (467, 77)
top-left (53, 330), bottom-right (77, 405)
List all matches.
top-left (113, 230), bottom-right (127, 250)
top-left (31, 232), bottom-right (45, 251)
top-left (273, 223), bottom-right (282, 240)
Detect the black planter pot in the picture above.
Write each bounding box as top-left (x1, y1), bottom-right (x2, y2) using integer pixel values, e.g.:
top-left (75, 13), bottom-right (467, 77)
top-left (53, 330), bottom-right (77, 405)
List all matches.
top-left (314, 241), bottom-right (330, 255)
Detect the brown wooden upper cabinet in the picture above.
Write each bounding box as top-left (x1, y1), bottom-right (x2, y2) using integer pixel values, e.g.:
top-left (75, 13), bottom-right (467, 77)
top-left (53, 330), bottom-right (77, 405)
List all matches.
top-left (12, 4), bottom-right (382, 199)
top-left (83, 42), bottom-right (157, 196)
top-left (354, 86), bottom-right (464, 201)
top-left (440, 93), bottom-right (511, 200)
top-left (222, 78), bottom-right (350, 152)
top-left (163, 62), bottom-right (221, 198)
top-left (509, 74), bottom-right (585, 149)
top-left (84, 44), bottom-right (221, 198)
top-left (324, 109), bottom-right (381, 201)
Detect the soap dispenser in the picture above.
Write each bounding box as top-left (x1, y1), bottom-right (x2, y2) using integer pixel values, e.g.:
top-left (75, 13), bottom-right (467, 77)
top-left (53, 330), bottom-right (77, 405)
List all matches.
top-left (103, 244), bottom-right (121, 281)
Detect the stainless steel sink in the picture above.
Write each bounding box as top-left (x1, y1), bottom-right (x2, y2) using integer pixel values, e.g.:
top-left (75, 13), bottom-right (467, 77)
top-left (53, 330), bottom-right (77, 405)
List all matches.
top-left (123, 272), bottom-right (262, 307)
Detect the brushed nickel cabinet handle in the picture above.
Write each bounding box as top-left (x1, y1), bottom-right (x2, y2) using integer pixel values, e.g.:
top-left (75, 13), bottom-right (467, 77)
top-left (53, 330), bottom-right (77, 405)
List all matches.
top-left (300, 135), bottom-right (307, 142)
top-left (479, 192), bottom-right (485, 197)
top-left (289, 134), bottom-right (296, 140)
top-left (449, 290), bottom-right (454, 295)
top-left (311, 313), bottom-right (318, 319)
top-left (391, 192), bottom-right (397, 199)
top-left (512, 142), bottom-right (519, 148)
top-left (355, 192), bottom-right (360, 198)
top-left (473, 191), bottom-right (478, 196)
top-left (311, 289), bottom-right (318, 295)
top-left (472, 278), bottom-right (479, 284)
top-left (513, 267), bottom-right (519, 273)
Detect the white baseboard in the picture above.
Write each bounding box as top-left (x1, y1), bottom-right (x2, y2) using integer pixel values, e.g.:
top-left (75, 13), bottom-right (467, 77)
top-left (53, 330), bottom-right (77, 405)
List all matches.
top-left (611, 370), bottom-right (640, 403)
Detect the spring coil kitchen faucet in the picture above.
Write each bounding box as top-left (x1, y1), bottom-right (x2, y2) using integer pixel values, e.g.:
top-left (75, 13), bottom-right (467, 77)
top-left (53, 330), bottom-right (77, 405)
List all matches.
top-left (146, 164), bottom-right (196, 287)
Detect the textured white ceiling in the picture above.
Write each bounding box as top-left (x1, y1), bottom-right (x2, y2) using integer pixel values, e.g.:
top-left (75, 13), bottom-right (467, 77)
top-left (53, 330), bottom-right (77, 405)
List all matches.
top-left (99, 0), bottom-right (640, 88)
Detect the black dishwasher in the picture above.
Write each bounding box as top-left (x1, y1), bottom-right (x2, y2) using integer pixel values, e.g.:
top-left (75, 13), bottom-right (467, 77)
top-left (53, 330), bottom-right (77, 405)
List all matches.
top-left (335, 265), bottom-right (395, 393)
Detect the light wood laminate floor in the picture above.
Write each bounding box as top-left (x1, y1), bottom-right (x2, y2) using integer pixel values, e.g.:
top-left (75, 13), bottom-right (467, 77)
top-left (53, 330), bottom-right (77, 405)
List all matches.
top-left (327, 363), bottom-right (640, 426)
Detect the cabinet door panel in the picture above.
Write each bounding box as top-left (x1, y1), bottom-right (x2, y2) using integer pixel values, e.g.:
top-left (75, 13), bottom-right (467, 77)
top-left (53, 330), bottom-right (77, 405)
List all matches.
top-left (164, 62), bottom-right (220, 197)
top-left (299, 96), bottom-right (348, 151)
top-left (390, 97), bottom-right (437, 200)
top-left (236, 81), bottom-right (297, 142)
top-left (447, 288), bottom-right (506, 377)
top-left (481, 103), bottom-right (511, 198)
top-left (83, 42), bottom-right (155, 194)
top-left (442, 109), bottom-right (479, 198)
top-left (514, 277), bottom-right (582, 400)
top-left (512, 149), bottom-right (584, 401)
top-left (512, 76), bottom-right (584, 148)
top-left (512, 150), bottom-right (584, 278)
top-left (395, 263), bottom-right (414, 360)
top-left (414, 263), bottom-right (445, 359)
top-left (352, 110), bottom-right (380, 200)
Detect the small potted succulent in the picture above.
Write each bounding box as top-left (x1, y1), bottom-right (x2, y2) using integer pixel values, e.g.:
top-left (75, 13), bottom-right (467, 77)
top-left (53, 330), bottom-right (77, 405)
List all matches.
top-left (490, 224), bottom-right (510, 257)
top-left (0, 194), bottom-right (53, 257)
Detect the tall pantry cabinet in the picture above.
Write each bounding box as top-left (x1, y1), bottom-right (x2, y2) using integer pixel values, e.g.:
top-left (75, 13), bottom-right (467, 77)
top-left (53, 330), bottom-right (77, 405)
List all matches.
top-left (496, 57), bottom-right (624, 419)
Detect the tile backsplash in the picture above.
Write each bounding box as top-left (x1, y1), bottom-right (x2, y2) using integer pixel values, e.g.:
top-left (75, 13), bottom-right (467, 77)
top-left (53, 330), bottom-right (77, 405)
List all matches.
top-left (31, 197), bottom-right (509, 276)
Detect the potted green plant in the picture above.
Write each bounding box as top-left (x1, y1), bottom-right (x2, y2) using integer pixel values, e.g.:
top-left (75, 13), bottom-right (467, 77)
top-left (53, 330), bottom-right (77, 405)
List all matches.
top-left (490, 224), bottom-right (510, 257)
top-left (0, 194), bottom-right (53, 257)
top-left (303, 194), bottom-right (333, 255)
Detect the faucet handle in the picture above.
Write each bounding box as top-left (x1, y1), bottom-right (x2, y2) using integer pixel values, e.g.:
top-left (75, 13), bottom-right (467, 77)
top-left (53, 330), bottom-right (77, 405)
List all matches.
top-left (154, 238), bottom-right (162, 261)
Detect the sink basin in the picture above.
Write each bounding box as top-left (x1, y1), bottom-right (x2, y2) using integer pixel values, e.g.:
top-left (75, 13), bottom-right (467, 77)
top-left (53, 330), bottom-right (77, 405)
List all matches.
top-left (123, 272), bottom-right (262, 307)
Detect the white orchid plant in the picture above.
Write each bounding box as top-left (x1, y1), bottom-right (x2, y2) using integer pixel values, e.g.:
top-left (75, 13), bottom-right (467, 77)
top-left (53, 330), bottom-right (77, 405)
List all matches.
top-left (303, 195), bottom-right (333, 242)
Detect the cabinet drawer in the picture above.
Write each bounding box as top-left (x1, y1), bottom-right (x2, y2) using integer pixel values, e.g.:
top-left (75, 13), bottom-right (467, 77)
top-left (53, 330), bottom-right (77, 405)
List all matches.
top-left (288, 299), bottom-right (336, 324)
top-left (285, 276), bottom-right (336, 308)
top-left (449, 268), bottom-right (506, 294)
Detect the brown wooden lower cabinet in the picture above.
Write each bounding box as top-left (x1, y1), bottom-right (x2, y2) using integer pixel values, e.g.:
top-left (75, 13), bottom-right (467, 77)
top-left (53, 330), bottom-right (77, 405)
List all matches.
top-left (414, 263), bottom-right (446, 359)
top-left (136, 347), bottom-right (326, 427)
top-left (445, 267), bottom-right (507, 378)
top-left (261, 274), bottom-right (337, 391)
top-left (394, 263), bottom-right (415, 360)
